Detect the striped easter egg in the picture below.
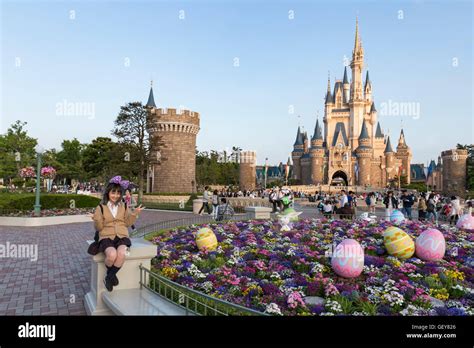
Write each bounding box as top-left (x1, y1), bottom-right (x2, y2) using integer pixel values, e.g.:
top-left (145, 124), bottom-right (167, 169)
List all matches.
top-left (331, 239), bottom-right (364, 278)
top-left (415, 228), bottom-right (445, 261)
top-left (383, 226), bottom-right (415, 260)
top-left (456, 214), bottom-right (474, 230)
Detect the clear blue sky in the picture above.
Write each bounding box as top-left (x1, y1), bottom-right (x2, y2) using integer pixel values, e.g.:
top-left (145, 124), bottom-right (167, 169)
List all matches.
top-left (1, 0), bottom-right (472, 167)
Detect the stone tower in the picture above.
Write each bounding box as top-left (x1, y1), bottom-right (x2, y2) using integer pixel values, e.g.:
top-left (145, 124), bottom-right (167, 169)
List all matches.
top-left (355, 119), bottom-right (372, 186)
top-left (291, 127), bottom-right (304, 181)
top-left (239, 151), bottom-right (257, 191)
top-left (145, 83), bottom-right (200, 193)
top-left (310, 119), bottom-right (325, 184)
top-left (441, 149), bottom-right (468, 196)
top-left (396, 129), bottom-right (412, 184)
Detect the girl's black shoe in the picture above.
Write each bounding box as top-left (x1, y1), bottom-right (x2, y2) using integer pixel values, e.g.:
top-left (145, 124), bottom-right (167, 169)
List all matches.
top-left (104, 275), bottom-right (114, 292)
top-left (112, 274), bottom-right (119, 286)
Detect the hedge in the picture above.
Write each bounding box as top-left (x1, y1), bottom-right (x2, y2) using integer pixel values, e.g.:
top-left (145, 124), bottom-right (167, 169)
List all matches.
top-left (0, 194), bottom-right (100, 211)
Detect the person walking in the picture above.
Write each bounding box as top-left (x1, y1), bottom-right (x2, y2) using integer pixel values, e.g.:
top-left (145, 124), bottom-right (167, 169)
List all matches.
top-left (383, 191), bottom-right (398, 220)
top-left (401, 190), bottom-right (415, 220)
top-left (449, 195), bottom-right (461, 226)
top-left (211, 189), bottom-right (220, 219)
top-left (198, 186), bottom-right (212, 215)
top-left (418, 194), bottom-right (427, 221)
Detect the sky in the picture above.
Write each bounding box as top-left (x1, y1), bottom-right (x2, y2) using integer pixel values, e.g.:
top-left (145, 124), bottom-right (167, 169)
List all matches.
top-left (1, 0), bottom-right (472, 167)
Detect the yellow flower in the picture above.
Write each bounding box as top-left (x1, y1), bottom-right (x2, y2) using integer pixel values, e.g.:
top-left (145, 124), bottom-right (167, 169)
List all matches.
top-left (161, 266), bottom-right (179, 279)
top-left (445, 270), bottom-right (464, 281)
top-left (429, 288), bottom-right (449, 301)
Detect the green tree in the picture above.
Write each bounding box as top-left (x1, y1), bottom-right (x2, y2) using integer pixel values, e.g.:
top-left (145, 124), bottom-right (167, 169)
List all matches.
top-left (55, 138), bottom-right (86, 182)
top-left (0, 120), bottom-right (37, 183)
top-left (457, 144), bottom-right (474, 191)
top-left (112, 102), bottom-right (164, 203)
top-left (82, 137), bottom-right (118, 181)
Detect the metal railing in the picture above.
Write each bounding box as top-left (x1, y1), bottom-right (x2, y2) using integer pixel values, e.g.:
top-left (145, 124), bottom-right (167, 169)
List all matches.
top-left (131, 213), bottom-right (253, 239)
top-left (139, 265), bottom-right (267, 316)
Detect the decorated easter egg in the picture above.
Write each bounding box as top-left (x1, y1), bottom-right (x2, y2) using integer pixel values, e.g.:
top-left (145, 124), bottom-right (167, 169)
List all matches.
top-left (331, 239), bottom-right (364, 278)
top-left (456, 214), bottom-right (474, 230)
top-left (383, 226), bottom-right (415, 259)
top-left (195, 227), bottom-right (218, 251)
top-left (415, 228), bottom-right (445, 261)
top-left (390, 210), bottom-right (405, 224)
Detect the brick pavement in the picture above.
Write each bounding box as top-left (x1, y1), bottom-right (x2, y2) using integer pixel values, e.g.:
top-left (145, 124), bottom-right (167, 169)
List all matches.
top-left (0, 210), bottom-right (192, 315)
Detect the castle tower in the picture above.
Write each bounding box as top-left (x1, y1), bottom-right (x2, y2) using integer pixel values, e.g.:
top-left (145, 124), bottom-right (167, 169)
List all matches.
top-left (396, 129), bottom-right (412, 184)
top-left (310, 119), bottom-right (325, 184)
top-left (324, 75), bottom-right (334, 144)
top-left (239, 151), bottom-right (257, 191)
top-left (364, 71), bottom-right (372, 103)
top-left (384, 136), bottom-right (396, 186)
top-left (373, 121), bottom-right (384, 158)
top-left (355, 119), bottom-right (372, 186)
top-left (291, 126), bottom-right (304, 181)
top-left (441, 149), bottom-right (468, 196)
top-left (145, 83), bottom-right (200, 193)
top-left (343, 66), bottom-right (350, 103)
top-left (349, 18), bottom-right (366, 150)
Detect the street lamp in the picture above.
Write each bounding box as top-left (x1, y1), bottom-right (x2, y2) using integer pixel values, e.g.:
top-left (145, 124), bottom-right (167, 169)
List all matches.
top-left (34, 144), bottom-right (44, 217)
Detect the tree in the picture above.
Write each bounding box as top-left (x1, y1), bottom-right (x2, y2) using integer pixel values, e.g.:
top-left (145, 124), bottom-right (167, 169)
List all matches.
top-left (112, 102), bottom-right (164, 203)
top-left (0, 120), bottom-right (37, 183)
top-left (82, 137), bottom-right (118, 181)
top-left (55, 138), bottom-right (86, 182)
top-left (457, 144), bottom-right (474, 191)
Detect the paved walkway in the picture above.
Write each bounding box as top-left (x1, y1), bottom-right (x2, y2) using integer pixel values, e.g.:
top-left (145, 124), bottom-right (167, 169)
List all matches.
top-left (0, 210), bottom-right (192, 315)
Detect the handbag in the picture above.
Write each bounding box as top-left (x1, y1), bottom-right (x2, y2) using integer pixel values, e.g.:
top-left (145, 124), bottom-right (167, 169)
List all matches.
top-left (87, 205), bottom-right (103, 256)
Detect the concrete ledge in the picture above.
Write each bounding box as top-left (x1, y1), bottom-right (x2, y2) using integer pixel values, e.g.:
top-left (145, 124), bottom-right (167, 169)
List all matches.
top-left (0, 214), bottom-right (91, 227)
top-left (245, 206), bottom-right (273, 219)
top-left (102, 288), bottom-right (190, 315)
top-left (84, 238), bottom-right (157, 316)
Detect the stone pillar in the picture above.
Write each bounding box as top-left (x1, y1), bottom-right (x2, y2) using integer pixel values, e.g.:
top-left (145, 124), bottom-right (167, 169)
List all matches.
top-left (84, 238), bottom-right (157, 315)
top-left (441, 149), bottom-right (468, 196)
top-left (239, 151), bottom-right (256, 191)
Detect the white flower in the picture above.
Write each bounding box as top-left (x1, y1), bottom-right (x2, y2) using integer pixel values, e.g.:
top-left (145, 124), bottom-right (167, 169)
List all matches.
top-left (270, 272), bottom-right (281, 280)
top-left (187, 264), bottom-right (206, 279)
top-left (320, 312), bottom-right (335, 316)
top-left (264, 303), bottom-right (283, 316)
top-left (325, 299), bottom-right (343, 313)
top-left (311, 262), bottom-right (324, 274)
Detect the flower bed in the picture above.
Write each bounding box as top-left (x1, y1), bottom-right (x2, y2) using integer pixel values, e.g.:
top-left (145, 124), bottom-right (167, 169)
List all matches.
top-left (1, 207), bottom-right (94, 217)
top-left (151, 218), bottom-right (473, 316)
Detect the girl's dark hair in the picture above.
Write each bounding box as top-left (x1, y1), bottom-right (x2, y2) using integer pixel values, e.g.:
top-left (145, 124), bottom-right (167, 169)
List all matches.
top-left (102, 182), bottom-right (123, 205)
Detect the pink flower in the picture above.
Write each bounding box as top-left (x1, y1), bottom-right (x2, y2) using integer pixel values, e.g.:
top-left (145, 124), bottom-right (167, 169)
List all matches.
top-left (287, 291), bottom-right (306, 309)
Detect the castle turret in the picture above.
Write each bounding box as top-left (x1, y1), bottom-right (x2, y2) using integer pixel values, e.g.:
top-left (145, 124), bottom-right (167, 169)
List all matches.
top-left (396, 129), bottom-right (412, 184)
top-left (355, 119), bottom-right (372, 186)
top-left (384, 135), bottom-right (395, 185)
top-left (310, 119), bottom-right (325, 184)
top-left (364, 71), bottom-right (372, 103)
top-left (239, 151), bottom-right (257, 191)
top-left (349, 18), bottom-right (366, 150)
top-left (343, 66), bottom-right (350, 103)
top-left (373, 120), bottom-right (385, 158)
top-left (291, 126), bottom-right (304, 181)
top-left (324, 74), bottom-right (333, 143)
top-left (146, 83), bottom-right (200, 193)
top-left (441, 148), bottom-right (468, 196)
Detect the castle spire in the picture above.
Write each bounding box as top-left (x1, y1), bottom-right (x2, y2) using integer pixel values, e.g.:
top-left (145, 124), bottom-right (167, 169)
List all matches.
top-left (384, 136), bottom-right (394, 153)
top-left (343, 66), bottom-right (349, 84)
top-left (364, 70), bottom-right (371, 88)
top-left (354, 17), bottom-right (361, 53)
top-left (293, 126), bottom-right (304, 146)
top-left (375, 121), bottom-right (383, 138)
top-left (325, 73), bottom-right (333, 104)
top-left (398, 128), bottom-right (407, 146)
top-left (312, 119), bottom-right (323, 141)
top-left (358, 119), bottom-right (369, 140)
top-left (146, 80), bottom-right (156, 108)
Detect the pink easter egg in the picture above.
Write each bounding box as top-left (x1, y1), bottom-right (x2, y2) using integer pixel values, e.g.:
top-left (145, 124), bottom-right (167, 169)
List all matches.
top-left (456, 214), bottom-right (474, 230)
top-left (415, 228), bottom-right (445, 261)
top-left (331, 239), bottom-right (364, 278)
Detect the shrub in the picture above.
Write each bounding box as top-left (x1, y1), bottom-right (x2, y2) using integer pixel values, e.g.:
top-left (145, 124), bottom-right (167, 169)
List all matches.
top-left (1, 194), bottom-right (100, 211)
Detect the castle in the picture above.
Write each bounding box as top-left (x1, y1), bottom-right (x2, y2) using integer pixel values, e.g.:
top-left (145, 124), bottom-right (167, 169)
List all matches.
top-left (292, 19), bottom-right (412, 188)
top-left (426, 148), bottom-right (469, 196)
top-left (145, 83), bottom-right (200, 193)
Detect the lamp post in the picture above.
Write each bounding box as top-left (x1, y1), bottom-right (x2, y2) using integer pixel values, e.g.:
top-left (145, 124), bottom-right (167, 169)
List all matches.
top-left (34, 145), bottom-right (44, 217)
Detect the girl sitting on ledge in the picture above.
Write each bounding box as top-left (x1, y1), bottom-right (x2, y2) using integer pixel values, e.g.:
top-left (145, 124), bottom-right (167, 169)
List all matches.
top-left (92, 176), bottom-right (144, 292)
